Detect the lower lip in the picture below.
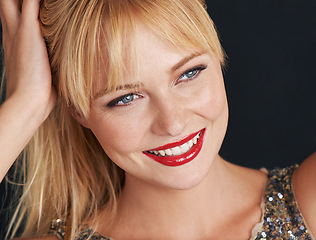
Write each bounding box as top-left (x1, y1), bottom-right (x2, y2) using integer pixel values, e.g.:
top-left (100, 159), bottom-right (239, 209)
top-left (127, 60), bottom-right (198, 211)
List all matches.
top-left (143, 129), bottom-right (206, 167)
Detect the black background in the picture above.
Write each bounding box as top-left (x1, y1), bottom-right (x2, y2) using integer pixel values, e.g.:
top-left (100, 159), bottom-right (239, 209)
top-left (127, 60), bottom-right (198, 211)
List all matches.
top-left (207, 0), bottom-right (316, 168)
top-left (0, 0), bottom-right (315, 237)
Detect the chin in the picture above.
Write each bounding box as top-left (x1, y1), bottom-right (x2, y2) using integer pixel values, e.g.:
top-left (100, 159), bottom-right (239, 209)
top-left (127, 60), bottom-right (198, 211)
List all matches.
top-left (172, 173), bottom-right (210, 190)
top-left (152, 159), bottom-right (214, 191)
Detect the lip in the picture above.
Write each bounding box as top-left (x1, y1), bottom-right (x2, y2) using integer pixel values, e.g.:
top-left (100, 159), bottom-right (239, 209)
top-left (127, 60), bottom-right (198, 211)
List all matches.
top-left (143, 128), bottom-right (206, 167)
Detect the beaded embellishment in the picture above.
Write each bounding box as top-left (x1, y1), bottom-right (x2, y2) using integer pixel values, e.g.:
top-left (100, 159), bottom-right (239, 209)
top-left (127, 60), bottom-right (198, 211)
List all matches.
top-left (50, 165), bottom-right (315, 240)
top-left (49, 219), bottom-right (113, 240)
top-left (254, 164), bottom-right (314, 239)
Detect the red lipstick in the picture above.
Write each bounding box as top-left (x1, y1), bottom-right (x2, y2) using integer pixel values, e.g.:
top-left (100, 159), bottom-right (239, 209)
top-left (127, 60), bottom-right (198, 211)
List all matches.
top-left (143, 129), bottom-right (206, 167)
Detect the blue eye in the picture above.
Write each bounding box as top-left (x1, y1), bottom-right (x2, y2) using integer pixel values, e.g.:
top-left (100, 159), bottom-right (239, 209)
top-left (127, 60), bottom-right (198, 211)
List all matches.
top-left (180, 70), bottom-right (198, 80)
top-left (178, 65), bottom-right (207, 83)
top-left (121, 94), bottom-right (134, 104)
top-left (107, 93), bottom-right (140, 107)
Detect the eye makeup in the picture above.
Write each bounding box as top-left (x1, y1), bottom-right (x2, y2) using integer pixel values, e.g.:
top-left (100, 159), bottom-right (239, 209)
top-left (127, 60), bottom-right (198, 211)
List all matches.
top-left (107, 93), bottom-right (142, 108)
top-left (106, 63), bottom-right (208, 108)
top-left (176, 65), bottom-right (207, 85)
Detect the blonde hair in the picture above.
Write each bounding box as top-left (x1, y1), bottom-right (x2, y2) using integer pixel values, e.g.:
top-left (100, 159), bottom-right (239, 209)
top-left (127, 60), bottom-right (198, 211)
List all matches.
top-left (6, 0), bottom-right (225, 239)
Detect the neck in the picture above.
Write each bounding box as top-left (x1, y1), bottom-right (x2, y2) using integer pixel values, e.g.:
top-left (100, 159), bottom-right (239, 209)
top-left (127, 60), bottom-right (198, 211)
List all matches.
top-left (104, 156), bottom-right (266, 239)
top-left (121, 154), bottom-right (226, 213)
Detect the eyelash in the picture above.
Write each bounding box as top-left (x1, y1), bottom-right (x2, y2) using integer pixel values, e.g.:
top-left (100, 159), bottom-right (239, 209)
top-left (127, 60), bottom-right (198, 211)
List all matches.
top-left (176, 65), bottom-right (207, 84)
top-left (107, 93), bottom-right (142, 107)
top-left (107, 65), bottom-right (208, 108)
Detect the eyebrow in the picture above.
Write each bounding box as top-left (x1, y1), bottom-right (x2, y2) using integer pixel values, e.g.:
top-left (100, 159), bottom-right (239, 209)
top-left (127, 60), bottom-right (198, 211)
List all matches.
top-left (94, 51), bottom-right (206, 99)
top-left (170, 51), bottom-right (206, 73)
top-left (94, 83), bottom-right (142, 99)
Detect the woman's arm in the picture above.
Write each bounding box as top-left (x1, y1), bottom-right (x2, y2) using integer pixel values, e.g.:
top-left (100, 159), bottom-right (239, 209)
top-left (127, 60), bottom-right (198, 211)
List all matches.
top-left (292, 152), bottom-right (316, 236)
top-left (0, 0), bottom-right (56, 182)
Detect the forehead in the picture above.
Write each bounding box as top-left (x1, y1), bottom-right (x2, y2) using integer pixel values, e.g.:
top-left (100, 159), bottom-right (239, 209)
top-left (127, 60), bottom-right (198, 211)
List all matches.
top-left (93, 24), bottom-right (206, 96)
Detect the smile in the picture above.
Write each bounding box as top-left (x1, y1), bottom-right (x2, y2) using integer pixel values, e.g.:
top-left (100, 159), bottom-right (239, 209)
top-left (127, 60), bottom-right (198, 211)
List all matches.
top-left (143, 128), bottom-right (206, 167)
top-left (148, 131), bottom-right (201, 157)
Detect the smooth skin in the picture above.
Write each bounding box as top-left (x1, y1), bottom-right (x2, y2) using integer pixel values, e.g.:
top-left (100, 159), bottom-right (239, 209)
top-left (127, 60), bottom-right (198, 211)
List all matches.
top-left (0, 1), bottom-right (315, 239)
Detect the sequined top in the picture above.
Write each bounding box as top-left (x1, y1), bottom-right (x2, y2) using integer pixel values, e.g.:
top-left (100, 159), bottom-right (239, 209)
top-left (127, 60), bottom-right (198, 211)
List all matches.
top-left (252, 164), bottom-right (314, 240)
top-left (49, 165), bottom-right (315, 240)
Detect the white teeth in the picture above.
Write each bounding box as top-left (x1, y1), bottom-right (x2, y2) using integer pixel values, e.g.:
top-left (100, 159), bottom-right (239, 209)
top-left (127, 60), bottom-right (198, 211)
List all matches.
top-left (171, 146), bottom-right (181, 155)
top-left (147, 131), bottom-right (203, 157)
top-left (158, 150), bottom-right (166, 156)
top-left (165, 149), bottom-right (173, 156)
top-left (180, 142), bottom-right (190, 153)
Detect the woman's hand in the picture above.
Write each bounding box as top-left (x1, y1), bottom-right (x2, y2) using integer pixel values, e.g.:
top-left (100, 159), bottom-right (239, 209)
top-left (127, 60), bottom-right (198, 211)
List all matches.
top-left (0, 0), bottom-right (56, 182)
top-left (1, 0), bottom-right (55, 105)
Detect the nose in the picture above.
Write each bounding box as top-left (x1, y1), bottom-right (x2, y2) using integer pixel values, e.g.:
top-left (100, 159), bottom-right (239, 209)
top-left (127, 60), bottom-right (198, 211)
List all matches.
top-left (150, 95), bottom-right (188, 137)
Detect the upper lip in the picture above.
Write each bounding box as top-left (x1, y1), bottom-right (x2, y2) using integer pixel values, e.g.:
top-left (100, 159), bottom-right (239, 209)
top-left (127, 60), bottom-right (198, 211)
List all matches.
top-left (145, 129), bottom-right (204, 152)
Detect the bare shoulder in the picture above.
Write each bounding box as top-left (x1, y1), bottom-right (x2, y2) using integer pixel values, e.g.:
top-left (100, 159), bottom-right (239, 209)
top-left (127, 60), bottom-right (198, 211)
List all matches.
top-left (12, 235), bottom-right (58, 240)
top-left (292, 152), bottom-right (316, 235)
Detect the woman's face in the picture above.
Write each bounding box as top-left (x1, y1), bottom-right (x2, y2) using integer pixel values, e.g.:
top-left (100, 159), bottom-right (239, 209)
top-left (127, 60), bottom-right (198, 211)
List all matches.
top-left (84, 25), bottom-right (228, 190)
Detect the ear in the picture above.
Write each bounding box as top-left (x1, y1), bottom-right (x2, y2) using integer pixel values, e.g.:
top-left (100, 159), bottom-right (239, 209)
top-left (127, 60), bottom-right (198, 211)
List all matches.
top-left (68, 105), bottom-right (90, 128)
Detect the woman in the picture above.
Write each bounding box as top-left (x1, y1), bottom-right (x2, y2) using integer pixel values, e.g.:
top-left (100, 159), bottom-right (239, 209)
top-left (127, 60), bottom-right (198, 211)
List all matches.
top-left (0, 0), bottom-right (315, 239)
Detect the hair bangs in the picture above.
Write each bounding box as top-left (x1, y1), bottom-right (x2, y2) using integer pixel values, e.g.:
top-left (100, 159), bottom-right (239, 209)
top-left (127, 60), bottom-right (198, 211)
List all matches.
top-left (93, 1), bottom-right (140, 100)
top-left (94, 0), bottom-right (225, 105)
top-left (131, 0), bottom-right (225, 63)
top-left (41, 0), bottom-right (223, 117)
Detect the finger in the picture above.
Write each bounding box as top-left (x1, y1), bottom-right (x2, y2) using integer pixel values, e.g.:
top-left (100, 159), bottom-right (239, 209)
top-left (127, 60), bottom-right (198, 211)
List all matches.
top-left (0, 0), bottom-right (20, 33)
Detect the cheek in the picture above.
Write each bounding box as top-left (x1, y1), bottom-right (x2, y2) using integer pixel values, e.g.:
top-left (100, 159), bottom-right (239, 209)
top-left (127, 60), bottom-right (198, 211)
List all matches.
top-left (88, 113), bottom-right (145, 156)
top-left (191, 77), bottom-right (227, 121)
